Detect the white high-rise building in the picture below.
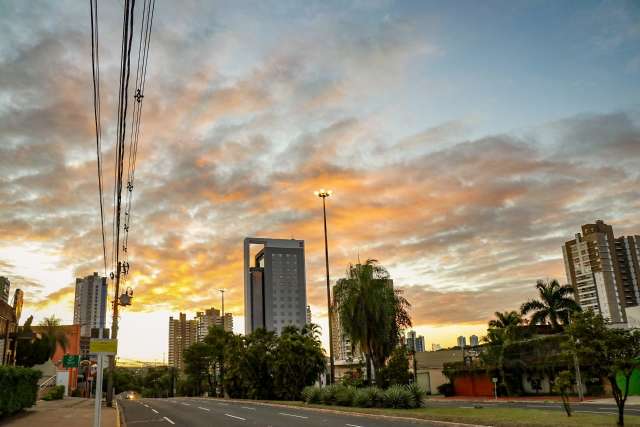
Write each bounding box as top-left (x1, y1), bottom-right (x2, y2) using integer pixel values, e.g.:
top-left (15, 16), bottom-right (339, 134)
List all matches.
top-left (457, 336), bottom-right (466, 348)
top-left (74, 273), bottom-right (108, 337)
top-left (469, 335), bottom-right (479, 347)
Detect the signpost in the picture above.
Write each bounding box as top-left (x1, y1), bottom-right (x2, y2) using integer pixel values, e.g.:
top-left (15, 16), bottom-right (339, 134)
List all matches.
top-left (92, 338), bottom-right (117, 427)
top-left (492, 377), bottom-right (498, 400)
top-left (62, 354), bottom-right (80, 368)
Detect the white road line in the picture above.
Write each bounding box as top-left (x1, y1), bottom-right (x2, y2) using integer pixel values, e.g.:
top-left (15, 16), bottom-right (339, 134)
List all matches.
top-left (576, 410), bottom-right (617, 415)
top-left (198, 406), bottom-right (211, 411)
top-left (152, 409), bottom-right (158, 414)
top-left (163, 416), bottom-right (175, 425)
top-left (279, 412), bottom-right (309, 419)
top-left (346, 424), bottom-right (363, 427)
top-left (225, 413), bottom-right (246, 421)
top-left (181, 402), bottom-right (191, 406)
top-left (241, 406), bottom-right (256, 410)
top-left (143, 404), bottom-right (149, 408)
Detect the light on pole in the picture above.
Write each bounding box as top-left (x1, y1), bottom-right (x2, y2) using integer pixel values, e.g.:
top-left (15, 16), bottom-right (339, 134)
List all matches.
top-left (315, 188), bottom-right (335, 385)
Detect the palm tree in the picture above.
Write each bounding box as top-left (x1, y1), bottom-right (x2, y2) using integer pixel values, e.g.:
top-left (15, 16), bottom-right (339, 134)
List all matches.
top-left (484, 310), bottom-right (524, 396)
top-left (333, 259), bottom-right (411, 383)
top-left (520, 279), bottom-right (581, 331)
top-left (38, 315), bottom-right (69, 359)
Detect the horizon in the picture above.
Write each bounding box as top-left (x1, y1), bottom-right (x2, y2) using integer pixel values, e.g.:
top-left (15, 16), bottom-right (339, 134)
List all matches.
top-left (1, 0), bottom-right (639, 362)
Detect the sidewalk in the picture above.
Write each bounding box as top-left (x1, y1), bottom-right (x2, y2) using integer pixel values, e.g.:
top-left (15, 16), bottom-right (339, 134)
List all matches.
top-left (0, 397), bottom-right (116, 427)
top-left (429, 395), bottom-right (640, 406)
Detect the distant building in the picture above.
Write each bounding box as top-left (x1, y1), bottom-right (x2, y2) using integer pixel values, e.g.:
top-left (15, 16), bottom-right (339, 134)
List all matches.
top-left (195, 307), bottom-right (220, 341)
top-left (431, 343), bottom-right (442, 351)
top-left (74, 273), bottom-right (108, 337)
top-left (457, 336), bottom-right (466, 348)
top-left (244, 238), bottom-right (307, 334)
top-left (168, 313), bottom-right (197, 371)
top-left (563, 220), bottom-right (640, 323)
top-left (32, 324), bottom-right (81, 395)
top-left (0, 277), bottom-right (9, 304)
top-left (469, 335), bottom-right (479, 347)
top-left (220, 312), bottom-right (233, 332)
top-left (306, 305), bottom-right (312, 324)
top-left (415, 349), bottom-right (463, 394)
top-left (330, 303), bottom-right (363, 363)
top-left (405, 331), bottom-right (425, 352)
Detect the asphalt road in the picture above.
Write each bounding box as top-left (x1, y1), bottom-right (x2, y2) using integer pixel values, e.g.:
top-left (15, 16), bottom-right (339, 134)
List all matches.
top-left (119, 397), bottom-right (444, 426)
top-left (119, 396), bottom-right (640, 426)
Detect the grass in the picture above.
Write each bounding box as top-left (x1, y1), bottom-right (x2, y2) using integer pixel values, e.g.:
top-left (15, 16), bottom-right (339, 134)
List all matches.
top-left (262, 401), bottom-right (640, 426)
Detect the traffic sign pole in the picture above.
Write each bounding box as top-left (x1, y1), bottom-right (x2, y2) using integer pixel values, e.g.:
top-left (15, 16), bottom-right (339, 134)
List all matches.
top-left (93, 352), bottom-right (103, 427)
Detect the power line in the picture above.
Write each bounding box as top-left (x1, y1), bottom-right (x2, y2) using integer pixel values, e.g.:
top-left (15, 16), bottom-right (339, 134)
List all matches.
top-left (90, 0), bottom-right (107, 276)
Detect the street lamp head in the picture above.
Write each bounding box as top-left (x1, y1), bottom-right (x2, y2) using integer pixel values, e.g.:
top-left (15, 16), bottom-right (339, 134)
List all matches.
top-left (315, 189), bottom-right (333, 198)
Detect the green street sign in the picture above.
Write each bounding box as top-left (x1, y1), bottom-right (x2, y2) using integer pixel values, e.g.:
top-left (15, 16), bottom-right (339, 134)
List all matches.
top-left (62, 354), bottom-right (80, 368)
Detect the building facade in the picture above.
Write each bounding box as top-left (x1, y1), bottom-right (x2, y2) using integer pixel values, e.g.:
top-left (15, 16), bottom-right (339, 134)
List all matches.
top-left (0, 277), bottom-right (9, 304)
top-left (195, 307), bottom-right (220, 341)
top-left (563, 221), bottom-right (640, 324)
top-left (406, 331), bottom-right (425, 353)
top-left (220, 312), bottom-right (233, 333)
top-left (168, 313), bottom-right (197, 371)
top-left (244, 238), bottom-right (307, 334)
top-left (74, 273), bottom-right (108, 337)
top-left (457, 336), bottom-right (466, 348)
top-left (469, 335), bottom-right (479, 347)
top-left (330, 303), bottom-right (364, 363)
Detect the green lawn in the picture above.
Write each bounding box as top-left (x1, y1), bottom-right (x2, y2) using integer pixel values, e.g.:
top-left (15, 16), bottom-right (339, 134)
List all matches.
top-left (264, 401), bottom-right (640, 426)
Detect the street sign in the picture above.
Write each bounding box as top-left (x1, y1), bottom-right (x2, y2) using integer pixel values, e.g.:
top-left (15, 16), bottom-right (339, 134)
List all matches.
top-left (62, 354), bottom-right (80, 368)
top-left (89, 339), bottom-right (118, 355)
top-left (492, 377), bottom-right (498, 383)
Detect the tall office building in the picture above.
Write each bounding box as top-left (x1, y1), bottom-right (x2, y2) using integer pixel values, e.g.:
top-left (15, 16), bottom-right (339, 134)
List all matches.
top-left (168, 313), bottom-right (197, 371)
top-left (563, 221), bottom-right (640, 323)
top-left (0, 277), bottom-right (9, 304)
top-left (73, 273), bottom-right (108, 337)
top-left (415, 335), bottom-right (425, 352)
top-left (469, 335), bottom-right (479, 347)
top-left (457, 336), bottom-right (466, 348)
top-left (244, 238), bottom-right (307, 334)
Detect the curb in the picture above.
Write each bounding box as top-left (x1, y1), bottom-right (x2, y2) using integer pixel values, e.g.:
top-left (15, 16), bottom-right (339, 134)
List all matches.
top-left (115, 400), bottom-right (125, 427)
top-left (205, 397), bottom-right (490, 427)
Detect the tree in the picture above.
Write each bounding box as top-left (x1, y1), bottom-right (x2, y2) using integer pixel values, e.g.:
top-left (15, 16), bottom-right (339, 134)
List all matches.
top-left (553, 370), bottom-right (573, 417)
top-left (182, 343), bottom-right (215, 396)
top-left (520, 280), bottom-right (580, 332)
top-left (568, 311), bottom-right (640, 426)
top-left (203, 326), bottom-right (233, 397)
top-left (377, 346), bottom-right (411, 388)
top-left (272, 326), bottom-right (326, 400)
top-left (38, 315), bottom-right (69, 359)
top-left (483, 311), bottom-right (524, 396)
top-left (333, 259), bottom-right (411, 383)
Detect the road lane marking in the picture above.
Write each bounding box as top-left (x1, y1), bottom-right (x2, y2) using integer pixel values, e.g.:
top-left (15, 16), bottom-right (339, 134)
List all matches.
top-left (241, 406), bottom-right (256, 410)
top-left (225, 413), bottom-right (246, 421)
top-left (163, 416), bottom-right (175, 424)
top-left (198, 406), bottom-right (211, 411)
top-left (143, 404), bottom-right (149, 408)
top-left (181, 402), bottom-right (191, 406)
top-left (152, 409), bottom-right (158, 414)
top-left (279, 412), bottom-right (309, 419)
top-left (346, 424), bottom-right (363, 427)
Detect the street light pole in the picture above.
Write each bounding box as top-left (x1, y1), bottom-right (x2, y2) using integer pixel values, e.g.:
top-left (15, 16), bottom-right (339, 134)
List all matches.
top-left (218, 289), bottom-right (225, 317)
top-left (315, 189), bottom-right (335, 385)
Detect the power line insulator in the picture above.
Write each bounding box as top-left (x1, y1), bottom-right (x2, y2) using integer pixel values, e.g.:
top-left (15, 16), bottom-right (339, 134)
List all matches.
top-left (127, 181), bottom-right (133, 192)
top-left (134, 89), bottom-right (144, 103)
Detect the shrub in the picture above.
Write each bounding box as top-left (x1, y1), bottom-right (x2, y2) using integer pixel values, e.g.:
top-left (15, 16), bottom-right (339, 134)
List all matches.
top-left (437, 382), bottom-right (454, 397)
top-left (335, 386), bottom-right (356, 407)
top-left (405, 383), bottom-right (426, 407)
top-left (320, 384), bottom-right (341, 405)
top-left (383, 385), bottom-right (415, 409)
top-left (353, 388), bottom-right (371, 407)
top-left (0, 366), bottom-right (41, 417)
top-left (363, 386), bottom-right (385, 408)
top-left (42, 385), bottom-right (65, 401)
top-left (301, 386), bottom-right (322, 404)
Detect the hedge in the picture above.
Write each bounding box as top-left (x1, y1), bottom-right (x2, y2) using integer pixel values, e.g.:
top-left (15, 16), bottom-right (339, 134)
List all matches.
top-left (302, 384), bottom-right (426, 409)
top-left (0, 366), bottom-right (42, 417)
top-left (42, 385), bottom-right (65, 401)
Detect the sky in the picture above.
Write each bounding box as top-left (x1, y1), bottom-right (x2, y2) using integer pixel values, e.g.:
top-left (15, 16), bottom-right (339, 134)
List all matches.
top-left (0, 0), bottom-right (639, 362)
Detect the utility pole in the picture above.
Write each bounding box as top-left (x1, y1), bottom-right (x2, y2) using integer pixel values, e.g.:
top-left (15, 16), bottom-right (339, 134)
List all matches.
top-left (106, 262), bottom-right (121, 407)
top-left (315, 189), bottom-right (335, 384)
top-left (218, 289), bottom-right (225, 316)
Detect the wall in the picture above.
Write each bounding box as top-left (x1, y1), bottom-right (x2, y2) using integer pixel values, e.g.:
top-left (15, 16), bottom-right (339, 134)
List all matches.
top-left (453, 372), bottom-right (494, 397)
